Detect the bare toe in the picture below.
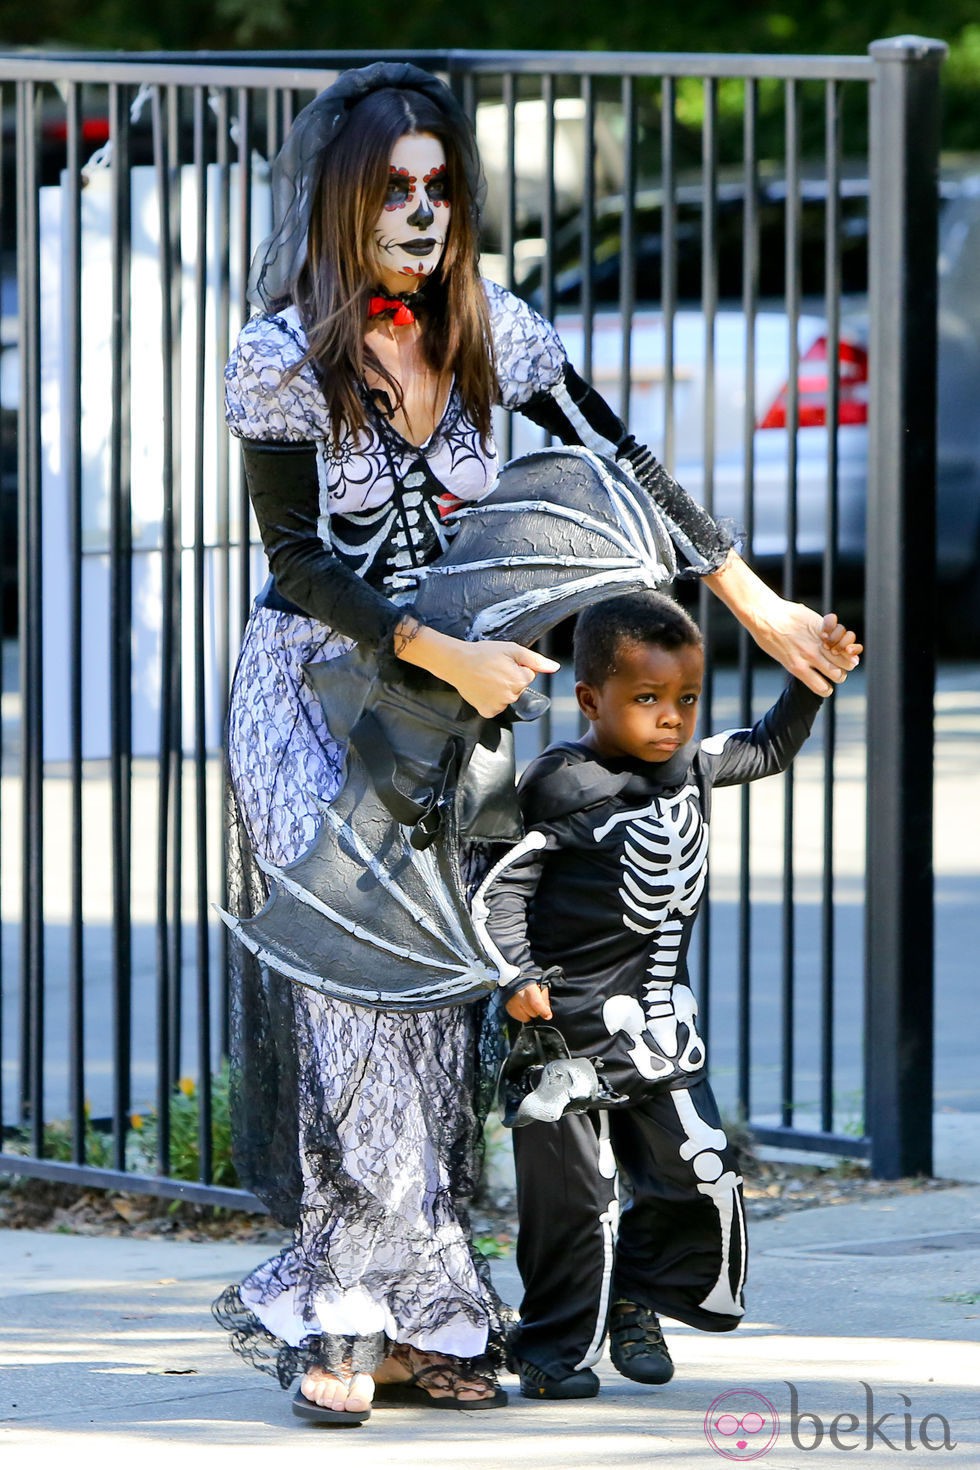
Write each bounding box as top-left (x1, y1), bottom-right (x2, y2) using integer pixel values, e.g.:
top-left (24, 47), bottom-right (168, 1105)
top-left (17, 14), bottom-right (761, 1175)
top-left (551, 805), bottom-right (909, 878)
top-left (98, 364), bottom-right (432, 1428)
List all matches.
top-left (301, 1368), bottom-right (375, 1414)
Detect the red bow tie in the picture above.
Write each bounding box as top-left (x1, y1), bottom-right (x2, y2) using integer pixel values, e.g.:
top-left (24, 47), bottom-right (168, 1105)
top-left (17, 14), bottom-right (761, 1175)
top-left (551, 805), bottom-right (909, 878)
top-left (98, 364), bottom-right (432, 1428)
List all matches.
top-left (368, 296), bottom-right (416, 326)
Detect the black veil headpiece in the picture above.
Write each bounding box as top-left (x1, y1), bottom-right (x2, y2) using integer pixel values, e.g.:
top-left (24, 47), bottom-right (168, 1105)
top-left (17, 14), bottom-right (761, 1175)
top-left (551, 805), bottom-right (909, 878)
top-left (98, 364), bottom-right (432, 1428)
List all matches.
top-left (248, 62), bottom-right (486, 311)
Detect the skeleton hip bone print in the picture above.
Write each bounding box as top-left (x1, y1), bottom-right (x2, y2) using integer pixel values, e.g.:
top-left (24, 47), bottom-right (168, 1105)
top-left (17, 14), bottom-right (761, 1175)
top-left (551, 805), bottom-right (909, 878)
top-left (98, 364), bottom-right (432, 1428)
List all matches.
top-left (594, 785), bottom-right (708, 1079)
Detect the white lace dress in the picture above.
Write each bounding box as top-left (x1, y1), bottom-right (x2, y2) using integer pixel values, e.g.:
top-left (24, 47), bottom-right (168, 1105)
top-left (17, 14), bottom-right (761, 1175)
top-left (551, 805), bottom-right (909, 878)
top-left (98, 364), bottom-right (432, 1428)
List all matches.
top-left (213, 281), bottom-right (566, 1384)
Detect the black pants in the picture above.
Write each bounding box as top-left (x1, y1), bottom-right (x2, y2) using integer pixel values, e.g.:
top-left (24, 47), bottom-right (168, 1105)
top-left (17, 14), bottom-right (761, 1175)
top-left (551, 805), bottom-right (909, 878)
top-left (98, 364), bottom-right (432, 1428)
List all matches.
top-left (509, 1077), bottom-right (747, 1379)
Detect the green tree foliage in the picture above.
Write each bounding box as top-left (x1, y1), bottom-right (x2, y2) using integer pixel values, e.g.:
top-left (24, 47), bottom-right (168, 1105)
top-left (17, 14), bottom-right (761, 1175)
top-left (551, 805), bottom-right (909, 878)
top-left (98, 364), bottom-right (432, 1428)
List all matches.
top-left (0, 0), bottom-right (977, 149)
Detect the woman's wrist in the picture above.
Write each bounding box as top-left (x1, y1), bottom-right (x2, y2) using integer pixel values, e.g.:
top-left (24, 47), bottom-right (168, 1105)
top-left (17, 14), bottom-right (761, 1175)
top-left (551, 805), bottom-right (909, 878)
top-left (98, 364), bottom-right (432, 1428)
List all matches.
top-left (703, 549), bottom-right (782, 638)
top-left (393, 617), bottom-right (463, 682)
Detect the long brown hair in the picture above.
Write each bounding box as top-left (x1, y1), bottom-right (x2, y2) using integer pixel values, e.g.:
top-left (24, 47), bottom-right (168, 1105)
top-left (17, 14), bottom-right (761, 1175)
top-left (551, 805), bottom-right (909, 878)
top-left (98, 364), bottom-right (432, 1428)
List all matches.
top-left (290, 87), bottom-right (496, 448)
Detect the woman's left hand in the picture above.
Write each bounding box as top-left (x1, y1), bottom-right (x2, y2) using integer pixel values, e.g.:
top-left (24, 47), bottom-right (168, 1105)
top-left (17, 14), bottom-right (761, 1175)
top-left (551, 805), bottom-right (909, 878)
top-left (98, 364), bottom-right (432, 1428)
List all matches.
top-left (754, 604), bottom-right (863, 695)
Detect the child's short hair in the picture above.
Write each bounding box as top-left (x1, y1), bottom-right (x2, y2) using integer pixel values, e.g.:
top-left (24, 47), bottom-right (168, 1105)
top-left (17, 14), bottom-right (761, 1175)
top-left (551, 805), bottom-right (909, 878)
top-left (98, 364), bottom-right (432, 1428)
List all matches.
top-left (573, 590), bottom-right (703, 686)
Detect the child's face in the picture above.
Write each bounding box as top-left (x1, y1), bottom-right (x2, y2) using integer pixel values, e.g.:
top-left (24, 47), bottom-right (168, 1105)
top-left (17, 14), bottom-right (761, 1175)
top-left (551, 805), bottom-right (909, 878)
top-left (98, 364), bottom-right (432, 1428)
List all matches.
top-left (576, 639), bottom-right (703, 763)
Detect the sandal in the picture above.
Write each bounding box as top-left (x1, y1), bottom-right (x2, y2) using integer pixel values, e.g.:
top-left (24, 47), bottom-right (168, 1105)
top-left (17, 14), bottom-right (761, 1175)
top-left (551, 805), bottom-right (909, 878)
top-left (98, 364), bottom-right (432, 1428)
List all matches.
top-left (373, 1346), bottom-right (507, 1411)
top-left (291, 1369), bottom-right (373, 1426)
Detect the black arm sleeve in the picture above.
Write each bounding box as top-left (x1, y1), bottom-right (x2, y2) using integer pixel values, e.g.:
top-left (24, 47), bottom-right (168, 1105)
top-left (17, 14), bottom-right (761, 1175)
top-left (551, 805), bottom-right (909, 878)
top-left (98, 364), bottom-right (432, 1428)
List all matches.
top-left (702, 678), bottom-right (825, 788)
top-left (518, 362), bottom-right (735, 574)
top-left (241, 438), bottom-right (405, 650)
top-left (480, 835), bottom-right (559, 996)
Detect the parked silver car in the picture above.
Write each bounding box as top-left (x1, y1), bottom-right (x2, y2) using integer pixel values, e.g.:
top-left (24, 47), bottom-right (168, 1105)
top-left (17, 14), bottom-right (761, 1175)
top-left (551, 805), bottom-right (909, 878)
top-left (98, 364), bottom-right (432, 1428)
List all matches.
top-left (508, 174), bottom-right (980, 647)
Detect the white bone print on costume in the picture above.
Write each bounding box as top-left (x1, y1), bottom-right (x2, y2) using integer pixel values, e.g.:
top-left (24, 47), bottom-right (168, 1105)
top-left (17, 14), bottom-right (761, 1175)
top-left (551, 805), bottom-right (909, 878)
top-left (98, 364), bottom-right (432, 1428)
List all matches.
top-left (670, 1088), bottom-right (745, 1318)
top-left (594, 787), bottom-right (708, 1076)
top-left (601, 995), bottom-right (674, 1080)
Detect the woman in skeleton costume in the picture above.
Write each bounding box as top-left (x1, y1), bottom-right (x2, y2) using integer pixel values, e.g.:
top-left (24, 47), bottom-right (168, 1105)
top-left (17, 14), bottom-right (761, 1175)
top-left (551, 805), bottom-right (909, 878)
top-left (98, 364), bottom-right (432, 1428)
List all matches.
top-left (212, 62), bottom-right (861, 1424)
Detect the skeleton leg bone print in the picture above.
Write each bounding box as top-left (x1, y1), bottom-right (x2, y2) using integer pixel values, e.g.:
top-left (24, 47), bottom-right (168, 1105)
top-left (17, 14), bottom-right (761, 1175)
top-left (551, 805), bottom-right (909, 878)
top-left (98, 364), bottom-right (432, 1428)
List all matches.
top-left (670, 1088), bottom-right (746, 1318)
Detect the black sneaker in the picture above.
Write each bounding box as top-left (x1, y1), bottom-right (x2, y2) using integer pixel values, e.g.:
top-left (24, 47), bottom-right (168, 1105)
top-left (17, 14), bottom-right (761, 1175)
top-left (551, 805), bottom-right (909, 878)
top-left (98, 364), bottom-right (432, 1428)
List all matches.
top-left (608, 1299), bottom-right (675, 1385)
top-left (508, 1352), bottom-right (600, 1400)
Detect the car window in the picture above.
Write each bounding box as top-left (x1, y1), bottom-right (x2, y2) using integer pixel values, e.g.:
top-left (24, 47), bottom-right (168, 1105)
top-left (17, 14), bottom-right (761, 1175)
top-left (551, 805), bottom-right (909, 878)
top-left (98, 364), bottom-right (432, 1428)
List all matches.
top-left (518, 187), bottom-right (870, 308)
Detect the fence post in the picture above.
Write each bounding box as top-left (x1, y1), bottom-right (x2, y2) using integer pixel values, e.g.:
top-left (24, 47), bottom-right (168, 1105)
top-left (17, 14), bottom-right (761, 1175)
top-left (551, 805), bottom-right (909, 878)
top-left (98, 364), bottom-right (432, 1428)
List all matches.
top-left (865, 35), bottom-right (946, 1179)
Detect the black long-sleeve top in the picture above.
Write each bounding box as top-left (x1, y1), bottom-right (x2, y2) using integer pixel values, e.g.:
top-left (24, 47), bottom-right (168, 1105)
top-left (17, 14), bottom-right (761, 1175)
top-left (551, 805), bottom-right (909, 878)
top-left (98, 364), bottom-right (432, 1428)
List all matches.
top-left (476, 679), bottom-right (823, 1099)
top-left (225, 279), bottom-right (735, 651)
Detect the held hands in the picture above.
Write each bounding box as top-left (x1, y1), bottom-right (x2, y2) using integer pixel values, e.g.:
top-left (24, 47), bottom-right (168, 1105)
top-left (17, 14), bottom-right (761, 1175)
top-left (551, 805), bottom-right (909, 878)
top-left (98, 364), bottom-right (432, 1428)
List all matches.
top-left (395, 621), bottom-right (560, 718)
top-left (504, 982), bottom-right (553, 1023)
top-left (762, 607), bottom-right (863, 697)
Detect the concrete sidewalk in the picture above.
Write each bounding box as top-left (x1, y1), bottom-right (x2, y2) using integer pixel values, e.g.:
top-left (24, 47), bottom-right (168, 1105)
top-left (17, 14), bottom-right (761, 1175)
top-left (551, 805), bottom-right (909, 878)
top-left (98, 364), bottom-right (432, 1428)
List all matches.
top-left (2, 1182), bottom-right (979, 1468)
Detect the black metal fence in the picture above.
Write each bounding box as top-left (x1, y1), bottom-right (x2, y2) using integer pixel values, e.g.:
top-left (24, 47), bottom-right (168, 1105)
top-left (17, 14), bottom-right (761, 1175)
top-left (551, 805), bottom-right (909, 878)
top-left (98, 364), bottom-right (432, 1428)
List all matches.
top-left (0, 42), bottom-right (944, 1205)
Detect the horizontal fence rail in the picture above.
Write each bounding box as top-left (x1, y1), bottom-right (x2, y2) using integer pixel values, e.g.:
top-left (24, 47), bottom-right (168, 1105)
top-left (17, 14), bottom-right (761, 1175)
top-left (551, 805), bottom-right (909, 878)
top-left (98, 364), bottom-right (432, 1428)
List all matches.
top-left (0, 43), bottom-right (940, 1205)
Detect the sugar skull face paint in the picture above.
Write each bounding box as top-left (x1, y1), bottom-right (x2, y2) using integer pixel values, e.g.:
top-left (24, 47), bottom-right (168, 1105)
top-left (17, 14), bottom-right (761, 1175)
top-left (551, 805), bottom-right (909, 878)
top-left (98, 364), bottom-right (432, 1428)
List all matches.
top-left (373, 132), bottom-right (451, 289)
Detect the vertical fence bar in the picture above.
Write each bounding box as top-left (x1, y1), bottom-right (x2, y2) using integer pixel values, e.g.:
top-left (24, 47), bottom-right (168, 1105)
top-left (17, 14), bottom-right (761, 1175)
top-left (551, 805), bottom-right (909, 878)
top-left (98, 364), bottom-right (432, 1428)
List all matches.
top-left (820, 80), bottom-right (842, 1135)
top-left (697, 76), bottom-right (718, 1044)
top-left (17, 81), bottom-right (44, 1150)
top-left (0, 78), bottom-right (5, 1143)
top-left (618, 76), bottom-right (636, 426)
top-left (865, 36), bottom-right (945, 1178)
top-left (265, 85), bottom-right (280, 161)
top-left (237, 86), bottom-right (254, 634)
top-left (65, 83), bottom-right (86, 1162)
top-left (541, 72), bottom-right (556, 329)
top-left (15, 78), bottom-right (26, 1123)
top-left (192, 86), bottom-right (213, 1181)
top-left (214, 87), bottom-right (233, 1058)
top-left (168, 83), bottom-right (185, 1089)
top-left (535, 71), bottom-right (557, 749)
top-left (780, 78), bottom-right (801, 1128)
top-left (459, 69), bottom-right (477, 127)
top-left (109, 82), bottom-right (134, 1168)
top-left (737, 77), bottom-right (759, 1120)
top-left (580, 74), bottom-right (595, 384)
top-left (501, 70), bottom-right (516, 293)
top-left (661, 76), bottom-right (677, 475)
top-left (152, 83), bottom-right (175, 1173)
top-left (500, 71), bottom-right (516, 463)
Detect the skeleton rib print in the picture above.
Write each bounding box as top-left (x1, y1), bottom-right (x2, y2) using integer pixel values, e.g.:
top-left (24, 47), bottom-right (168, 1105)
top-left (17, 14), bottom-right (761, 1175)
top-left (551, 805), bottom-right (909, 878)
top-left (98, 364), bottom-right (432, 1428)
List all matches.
top-left (593, 784), bottom-right (709, 962)
top-left (593, 786), bottom-right (709, 1079)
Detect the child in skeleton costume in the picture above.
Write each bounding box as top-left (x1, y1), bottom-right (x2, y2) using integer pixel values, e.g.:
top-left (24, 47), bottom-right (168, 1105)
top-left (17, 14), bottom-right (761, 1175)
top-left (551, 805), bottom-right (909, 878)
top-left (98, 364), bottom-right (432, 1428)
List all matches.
top-left (479, 591), bottom-right (826, 1400)
top-left (210, 63), bottom-right (860, 1426)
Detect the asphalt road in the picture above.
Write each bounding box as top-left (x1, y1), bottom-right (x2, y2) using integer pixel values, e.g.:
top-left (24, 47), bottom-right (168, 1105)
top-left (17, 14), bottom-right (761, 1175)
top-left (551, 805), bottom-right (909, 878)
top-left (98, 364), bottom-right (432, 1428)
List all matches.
top-left (1, 646), bottom-right (978, 1139)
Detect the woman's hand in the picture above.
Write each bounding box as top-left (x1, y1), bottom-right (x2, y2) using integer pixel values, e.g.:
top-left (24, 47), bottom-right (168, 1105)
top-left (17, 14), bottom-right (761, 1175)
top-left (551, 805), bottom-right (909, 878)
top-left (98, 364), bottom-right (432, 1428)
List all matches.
top-left (395, 621), bottom-right (560, 718)
top-left (705, 552), bottom-right (863, 696)
top-left (504, 983), bottom-right (553, 1023)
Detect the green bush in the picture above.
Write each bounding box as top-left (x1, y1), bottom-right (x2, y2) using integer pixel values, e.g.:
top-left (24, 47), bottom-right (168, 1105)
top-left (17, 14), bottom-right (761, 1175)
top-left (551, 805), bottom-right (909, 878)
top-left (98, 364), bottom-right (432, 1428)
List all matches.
top-left (131, 1061), bottom-right (239, 1187)
top-left (10, 1108), bottom-right (114, 1169)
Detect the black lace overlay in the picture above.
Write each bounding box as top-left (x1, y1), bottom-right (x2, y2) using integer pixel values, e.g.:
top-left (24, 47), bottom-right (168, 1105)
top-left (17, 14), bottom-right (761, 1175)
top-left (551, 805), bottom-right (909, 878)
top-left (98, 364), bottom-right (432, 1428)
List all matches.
top-left (211, 1286), bottom-right (387, 1386)
top-left (217, 607), bottom-right (510, 1382)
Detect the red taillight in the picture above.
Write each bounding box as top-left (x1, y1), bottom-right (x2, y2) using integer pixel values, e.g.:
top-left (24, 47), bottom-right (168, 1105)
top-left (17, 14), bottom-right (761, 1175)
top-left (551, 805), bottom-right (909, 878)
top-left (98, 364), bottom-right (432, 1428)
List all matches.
top-left (41, 118), bottom-right (111, 144)
top-left (757, 335), bottom-right (869, 431)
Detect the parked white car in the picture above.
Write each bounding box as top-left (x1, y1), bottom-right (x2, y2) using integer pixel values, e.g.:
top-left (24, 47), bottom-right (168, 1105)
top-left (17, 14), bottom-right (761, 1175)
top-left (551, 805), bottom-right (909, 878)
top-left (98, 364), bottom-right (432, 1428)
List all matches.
top-left (507, 174), bottom-right (980, 647)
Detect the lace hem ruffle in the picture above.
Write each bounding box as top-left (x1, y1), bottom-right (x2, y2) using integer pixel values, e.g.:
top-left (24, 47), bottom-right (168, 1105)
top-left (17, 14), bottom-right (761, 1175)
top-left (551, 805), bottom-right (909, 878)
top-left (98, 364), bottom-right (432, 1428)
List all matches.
top-left (211, 1283), bottom-right (509, 1389)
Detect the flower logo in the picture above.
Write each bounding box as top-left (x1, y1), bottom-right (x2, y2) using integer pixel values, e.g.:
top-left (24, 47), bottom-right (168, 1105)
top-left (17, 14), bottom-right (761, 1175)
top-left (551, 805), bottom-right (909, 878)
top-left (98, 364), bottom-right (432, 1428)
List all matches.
top-left (704, 1388), bottom-right (780, 1461)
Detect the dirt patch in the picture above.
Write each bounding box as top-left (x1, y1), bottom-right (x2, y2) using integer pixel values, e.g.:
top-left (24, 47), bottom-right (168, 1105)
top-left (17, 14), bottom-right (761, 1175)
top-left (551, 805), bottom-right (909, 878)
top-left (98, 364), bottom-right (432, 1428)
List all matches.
top-left (0, 1177), bottom-right (287, 1245)
top-left (0, 1157), bottom-right (961, 1250)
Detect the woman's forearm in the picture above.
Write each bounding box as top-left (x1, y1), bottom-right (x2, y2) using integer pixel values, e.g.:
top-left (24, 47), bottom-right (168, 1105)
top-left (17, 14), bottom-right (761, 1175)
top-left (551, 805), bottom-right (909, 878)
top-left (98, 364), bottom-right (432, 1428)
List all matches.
top-left (703, 549), bottom-right (784, 636)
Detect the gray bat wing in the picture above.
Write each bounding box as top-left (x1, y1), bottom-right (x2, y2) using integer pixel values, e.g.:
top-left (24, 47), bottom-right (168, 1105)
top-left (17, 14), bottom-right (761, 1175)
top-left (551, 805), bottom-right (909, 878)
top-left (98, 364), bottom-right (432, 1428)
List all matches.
top-left (219, 448), bottom-right (675, 1010)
